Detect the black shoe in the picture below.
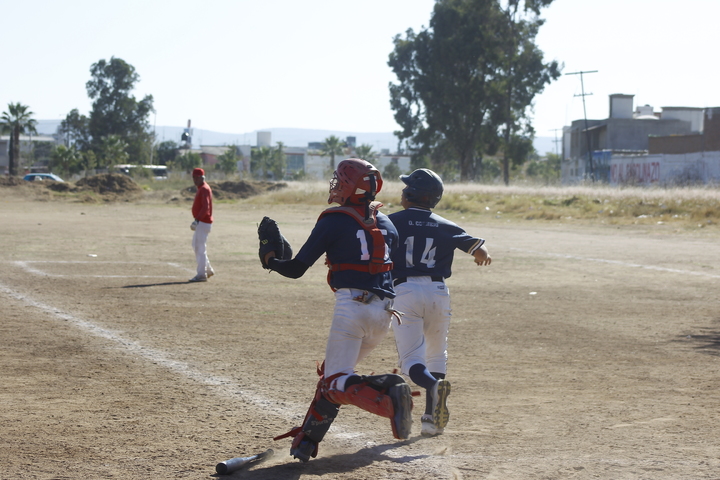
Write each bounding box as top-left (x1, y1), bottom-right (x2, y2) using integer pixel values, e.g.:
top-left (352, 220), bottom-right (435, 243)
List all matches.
top-left (388, 383), bottom-right (413, 439)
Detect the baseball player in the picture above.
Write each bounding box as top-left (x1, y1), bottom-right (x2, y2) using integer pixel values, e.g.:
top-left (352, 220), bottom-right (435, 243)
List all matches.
top-left (389, 168), bottom-right (491, 436)
top-left (259, 158), bottom-right (413, 462)
top-left (189, 168), bottom-right (215, 282)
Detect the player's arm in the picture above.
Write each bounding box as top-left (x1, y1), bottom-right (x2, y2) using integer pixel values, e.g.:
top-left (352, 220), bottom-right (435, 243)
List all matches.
top-left (472, 244), bottom-right (491, 266)
top-left (265, 255), bottom-right (310, 278)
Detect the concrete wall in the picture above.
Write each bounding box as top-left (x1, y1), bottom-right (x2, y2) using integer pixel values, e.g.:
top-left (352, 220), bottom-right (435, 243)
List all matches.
top-left (609, 151), bottom-right (720, 185)
top-left (648, 133), bottom-right (704, 154)
top-left (606, 118), bottom-right (692, 151)
top-left (609, 94), bottom-right (634, 119)
top-left (661, 107), bottom-right (704, 132)
top-left (703, 107), bottom-right (720, 151)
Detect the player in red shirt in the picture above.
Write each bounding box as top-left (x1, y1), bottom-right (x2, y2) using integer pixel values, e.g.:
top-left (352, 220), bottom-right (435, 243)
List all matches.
top-left (189, 168), bottom-right (215, 282)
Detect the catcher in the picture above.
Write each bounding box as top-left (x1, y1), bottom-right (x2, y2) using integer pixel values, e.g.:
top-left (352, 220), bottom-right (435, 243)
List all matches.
top-left (258, 158), bottom-right (412, 463)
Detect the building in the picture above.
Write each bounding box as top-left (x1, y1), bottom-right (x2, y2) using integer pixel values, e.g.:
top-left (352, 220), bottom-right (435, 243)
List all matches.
top-left (1, 134), bottom-right (58, 175)
top-left (249, 132), bottom-right (410, 180)
top-left (609, 107), bottom-right (720, 185)
top-left (562, 94), bottom-right (696, 183)
top-left (562, 93), bottom-right (720, 186)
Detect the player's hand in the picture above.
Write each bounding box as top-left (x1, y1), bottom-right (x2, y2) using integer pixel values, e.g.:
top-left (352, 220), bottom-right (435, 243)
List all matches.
top-left (473, 245), bottom-right (491, 266)
top-left (190, 220), bottom-right (198, 231)
top-left (264, 251), bottom-right (276, 265)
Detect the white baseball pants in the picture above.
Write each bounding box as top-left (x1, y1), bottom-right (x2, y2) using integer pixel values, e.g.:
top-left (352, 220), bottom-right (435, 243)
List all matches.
top-left (324, 288), bottom-right (395, 391)
top-left (192, 220), bottom-right (213, 277)
top-left (391, 276), bottom-right (451, 376)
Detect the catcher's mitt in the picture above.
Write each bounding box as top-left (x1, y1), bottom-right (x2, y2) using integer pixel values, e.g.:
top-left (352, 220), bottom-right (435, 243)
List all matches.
top-left (258, 216), bottom-right (293, 269)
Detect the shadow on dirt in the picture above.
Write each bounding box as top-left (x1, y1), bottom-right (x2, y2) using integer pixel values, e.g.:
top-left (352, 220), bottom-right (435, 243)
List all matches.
top-left (120, 282), bottom-right (193, 288)
top-left (211, 438), bottom-right (429, 480)
top-left (675, 325), bottom-right (720, 356)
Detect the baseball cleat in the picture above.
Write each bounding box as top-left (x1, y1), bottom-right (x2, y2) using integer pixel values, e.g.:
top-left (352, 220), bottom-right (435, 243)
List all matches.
top-left (421, 414), bottom-right (444, 437)
top-left (388, 382), bottom-right (413, 439)
top-left (188, 275), bottom-right (207, 283)
top-left (431, 379), bottom-right (451, 429)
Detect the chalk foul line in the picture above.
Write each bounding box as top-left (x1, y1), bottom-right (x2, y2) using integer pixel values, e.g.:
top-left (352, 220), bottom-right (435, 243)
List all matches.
top-left (510, 248), bottom-right (720, 279)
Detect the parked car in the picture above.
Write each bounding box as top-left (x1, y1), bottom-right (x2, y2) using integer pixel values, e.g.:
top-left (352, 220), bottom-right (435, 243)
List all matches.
top-left (23, 173), bottom-right (65, 182)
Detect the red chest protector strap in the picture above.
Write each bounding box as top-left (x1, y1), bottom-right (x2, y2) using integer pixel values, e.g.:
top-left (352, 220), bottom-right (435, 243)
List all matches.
top-left (319, 203), bottom-right (393, 284)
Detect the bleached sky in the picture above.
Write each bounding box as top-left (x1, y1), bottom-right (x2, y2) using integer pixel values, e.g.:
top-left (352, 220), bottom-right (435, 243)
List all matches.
top-left (2, 0), bottom-right (719, 138)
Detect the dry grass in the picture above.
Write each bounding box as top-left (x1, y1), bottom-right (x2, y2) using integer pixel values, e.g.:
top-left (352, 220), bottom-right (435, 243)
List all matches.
top-left (240, 180), bottom-right (720, 231)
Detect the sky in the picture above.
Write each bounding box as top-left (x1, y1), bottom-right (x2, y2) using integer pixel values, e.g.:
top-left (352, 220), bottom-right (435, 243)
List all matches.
top-left (3, 0), bottom-right (720, 140)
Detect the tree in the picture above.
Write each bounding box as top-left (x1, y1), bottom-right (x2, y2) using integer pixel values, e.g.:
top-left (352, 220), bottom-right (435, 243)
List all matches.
top-left (58, 109), bottom-right (91, 150)
top-left (50, 145), bottom-right (82, 177)
top-left (388, 0), bottom-right (559, 182)
top-left (216, 146), bottom-right (240, 175)
top-left (526, 152), bottom-right (560, 184)
top-left (170, 151), bottom-right (202, 173)
top-left (155, 140), bottom-right (179, 166)
top-left (32, 141), bottom-right (55, 168)
top-left (383, 158), bottom-right (402, 180)
top-left (270, 142), bottom-right (287, 179)
top-left (495, 0), bottom-right (561, 185)
top-left (251, 146), bottom-right (274, 179)
top-left (86, 57), bottom-right (155, 164)
top-left (81, 150), bottom-right (98, 175)
top-left (97, 135), bottom-right (129, 169)
top-left (354, 144), bottom-right (378, 163)
top-left (1, 102), bottom-right (38, 176)
top-left (321, 135), bottom-right (344, 171)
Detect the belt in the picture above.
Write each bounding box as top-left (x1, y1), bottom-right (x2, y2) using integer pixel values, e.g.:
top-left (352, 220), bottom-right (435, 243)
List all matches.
top-left (393, 276), bottom-right (444, 286)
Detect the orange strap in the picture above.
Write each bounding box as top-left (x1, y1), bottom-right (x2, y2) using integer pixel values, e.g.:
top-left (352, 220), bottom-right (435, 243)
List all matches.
top-left (319, 205), bottom-right (393, 287)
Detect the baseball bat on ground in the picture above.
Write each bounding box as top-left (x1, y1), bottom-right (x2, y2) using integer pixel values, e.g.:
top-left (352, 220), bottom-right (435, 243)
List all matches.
top-left (215, 448), bottom-right (274, 475)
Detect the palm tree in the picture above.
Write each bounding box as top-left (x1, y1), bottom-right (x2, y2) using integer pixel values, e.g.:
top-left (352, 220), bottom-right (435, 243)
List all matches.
top-left (321, 135), bottom-right (344, 171)
top-left (1, 103), bottom-right (38, 176)
top-left (251, 146), bottom-right (273, 179)
top-left (98, 135), bottom-right (129, 169)
top-left (271, 141), bottom-right (287, 180)
top-left (51, 145), bottom-right (82, 177)
top-left (354, 144), bottom-right (378, 163)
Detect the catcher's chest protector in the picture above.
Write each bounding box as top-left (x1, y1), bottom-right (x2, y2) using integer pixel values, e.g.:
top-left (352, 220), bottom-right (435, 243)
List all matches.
top-left (319, 203), bottom-right (392, 281)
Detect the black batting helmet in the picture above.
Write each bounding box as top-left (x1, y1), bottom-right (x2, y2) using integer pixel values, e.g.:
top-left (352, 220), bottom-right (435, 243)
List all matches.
top-left (400, 168), bottom-right (444, 208)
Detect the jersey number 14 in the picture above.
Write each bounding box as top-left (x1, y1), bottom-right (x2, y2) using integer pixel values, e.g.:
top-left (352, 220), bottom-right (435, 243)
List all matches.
top-left (404, 236), bottom-right (436, 268)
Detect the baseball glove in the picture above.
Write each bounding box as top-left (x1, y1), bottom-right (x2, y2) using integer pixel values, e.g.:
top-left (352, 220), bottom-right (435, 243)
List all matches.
top-left (258, 216), bottom-right (293, 269)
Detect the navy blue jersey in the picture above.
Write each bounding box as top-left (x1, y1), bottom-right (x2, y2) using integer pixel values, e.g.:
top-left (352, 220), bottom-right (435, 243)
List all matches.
top-left (388, 207), bottom-right (484, 279)
top-left (295, 210), bottom-right (398, 298)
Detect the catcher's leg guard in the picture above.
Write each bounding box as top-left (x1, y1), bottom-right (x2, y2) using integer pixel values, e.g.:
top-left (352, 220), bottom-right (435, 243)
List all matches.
top-left (326, 374), bottom-right (413, 439)
top-left (285, 396), bottom-right (340, 463)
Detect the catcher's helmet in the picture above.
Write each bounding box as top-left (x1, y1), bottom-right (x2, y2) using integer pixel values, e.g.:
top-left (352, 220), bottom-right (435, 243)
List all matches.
top-left (328, 158), bottom-right (383, 206)
top-left (400, 168), bottom-right (444, 208)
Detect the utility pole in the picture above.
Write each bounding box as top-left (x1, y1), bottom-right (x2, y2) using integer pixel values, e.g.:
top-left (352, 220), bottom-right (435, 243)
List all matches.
top-left (550, 128), bottom-right (563, 157)
top-left (565, 70), bottom-right (598, 181)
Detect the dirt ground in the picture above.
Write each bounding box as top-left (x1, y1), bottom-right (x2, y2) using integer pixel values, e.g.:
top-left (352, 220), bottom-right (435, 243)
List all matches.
top-left (2, 186), bottom-right (720, 479)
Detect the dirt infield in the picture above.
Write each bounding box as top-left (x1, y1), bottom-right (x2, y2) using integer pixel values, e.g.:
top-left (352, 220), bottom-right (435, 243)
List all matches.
top-left (2, 191), bottom-right (720, 479)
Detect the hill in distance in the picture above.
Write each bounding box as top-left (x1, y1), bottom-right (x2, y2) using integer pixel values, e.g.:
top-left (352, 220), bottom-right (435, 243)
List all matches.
top-left (35, 120), bottom-right (557, 156)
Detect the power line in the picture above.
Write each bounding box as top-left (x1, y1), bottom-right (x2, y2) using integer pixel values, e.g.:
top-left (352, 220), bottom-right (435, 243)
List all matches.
top-left (565, 70), bottom-right (598, 181)
top-left (550, 128), bottom-right (563, 156)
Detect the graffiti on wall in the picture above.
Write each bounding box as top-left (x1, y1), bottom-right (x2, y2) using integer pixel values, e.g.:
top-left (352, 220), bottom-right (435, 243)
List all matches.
top-left (610, 161), bottom-right (660, 185)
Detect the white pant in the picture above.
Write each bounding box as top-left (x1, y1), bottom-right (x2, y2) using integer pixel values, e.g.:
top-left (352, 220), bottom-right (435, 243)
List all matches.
top-left (192, 221), bottom-right (213, 277)
top-left (391, 277), bottom-right (451, 376)
top-left (324, 289), bottom-right (395, 391)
